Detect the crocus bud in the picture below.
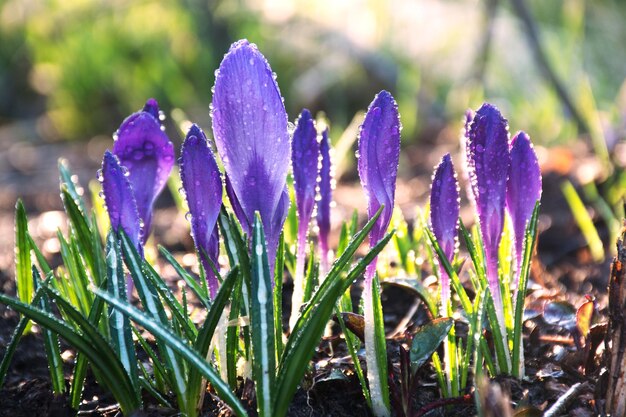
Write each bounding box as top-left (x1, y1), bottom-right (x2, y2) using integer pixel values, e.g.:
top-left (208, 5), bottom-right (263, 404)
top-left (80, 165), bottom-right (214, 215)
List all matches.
top-left (465, 103), bottom-right (510, 340)
top-left (292, 109), bottom-right (319, 236)
top-left (506, 131), bottom-right (541, 279)
top-left (112, 98), bottom-right (175, 243)
top-left (316, 127), bottom-right (332, 274)
top-left (211, 40), bottom-right (290, 280)
top-left (100, 150), bottom-right (142, 255)
top-left (358, 90), bottom-right (401, 263)
top-left (180, 124), bottom-right (223, 298)
top-left (429, 153), bottom-right (460, 315)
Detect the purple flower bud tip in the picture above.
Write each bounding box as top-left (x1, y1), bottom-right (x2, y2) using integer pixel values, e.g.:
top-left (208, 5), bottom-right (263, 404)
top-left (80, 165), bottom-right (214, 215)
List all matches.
top-left (180, 124), bottom-right (223, 297)
top-left (430, 153), bottom-right (460, 263)
top-left (465, 103), bottom-right (510, 261)
top-left (211, 40), bottom-right (290, 277)
top-left (292, 109), bottom-right (319, 229)
top-left (358, 90), bottom-right (401, 249)
top-left (101, 150), bottom-right (142, 254)
top-left (112, 98), bottom-right (175, 242)
top-left (507, 131), bottom-right (542, 268)
top-left (143, 98), bottom-right (160, 120)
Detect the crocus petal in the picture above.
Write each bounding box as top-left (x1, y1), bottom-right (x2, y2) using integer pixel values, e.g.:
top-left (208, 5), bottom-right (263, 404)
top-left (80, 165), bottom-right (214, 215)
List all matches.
top-left (180, 124), bottom-right (223, 298)
top-left (292, 109), bottom-right (319, 229)
top-left (211, 39), bottom-right (290, 272)
top-left (465, 103), bottom-right (511, 341)
top-left (112, 98), bottom-right (175, 243)
top-left (101, 150), bottom-right (142, 255)
top-left (269, 187), bottom-right (290, 263)
top-left (430, 153), bottom-right (460, 262)
top-left (225, 173), bottom-right (249, 234)
top-left (358, 90), bottom-right (401, 249)
top-left (465, 103), bottom-right (510, 265)
top-left (506, 131), bottom-right (542, 270)
top-left (429, 153), bottom-right (459, 316)
top-left (316, 127), bottom-right (332, 270)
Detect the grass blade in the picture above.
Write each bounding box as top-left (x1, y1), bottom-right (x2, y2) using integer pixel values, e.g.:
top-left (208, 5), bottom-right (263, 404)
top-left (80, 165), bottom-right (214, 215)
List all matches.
top-left (249, 214), bottom-right (276, 417)
top-left (274, 229), bottom-right (394, 417)
top-left (105, 232), bottom-right (138, 390)
top-left (158, 245), bottom-right (210, 308)
top-left (93, 289), bottom-right (248, 417)
top-left (188, 266), bottom-right (241, 411)
top-left (0, 273), bottom-right (53, 389)
top-left (561, 180), bottom-right (604, 262)
top-left (274, 233), bottom-right (285, 361)
top-left (15, 201), bottom-right (33, 317)
top-left (0, 293), bottom-right (140, 414)
top-left (118, 231), bottom-right (190, 413)
top-left (369, 273), bottom-right (390, 412)
top-left (33, 268), bottom-right (66, 394)
top-left (512, 202), bottom-right (540, 377)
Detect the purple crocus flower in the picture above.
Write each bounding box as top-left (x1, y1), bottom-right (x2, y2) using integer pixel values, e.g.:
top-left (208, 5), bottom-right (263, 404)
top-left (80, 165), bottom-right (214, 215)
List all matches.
top-left (179, 124), bottom-right (223, 298)
top-left (211, 40), bottom-right (290, 281)
top-left (289, 109), bottom-right (319, 330)
top-left (100, 150), bottom-right (142, 255)
top-left (359, 90), bottom-right (401, 259)
top-left (506, 131), bottom-right (541, 286)
top-left (429, 153), bottom-right (459, 316)
top-left (358, 90), bottom-right (401, 417)
top-left (465, 103), bottom-right (510, 337)
top-left (316, 127), bottom-right (332, 275)
top-left (112, 99), bottom-right (175, 243)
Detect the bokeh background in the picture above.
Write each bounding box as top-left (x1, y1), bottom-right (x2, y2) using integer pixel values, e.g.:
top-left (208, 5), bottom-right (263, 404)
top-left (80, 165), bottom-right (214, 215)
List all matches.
top-left (1, 0), bottom-right (626, 282)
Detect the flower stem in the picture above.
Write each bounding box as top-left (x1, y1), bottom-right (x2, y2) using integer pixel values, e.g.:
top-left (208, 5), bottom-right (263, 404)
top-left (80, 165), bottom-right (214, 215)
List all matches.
top-left (289, 225), bottom-right (308, 332)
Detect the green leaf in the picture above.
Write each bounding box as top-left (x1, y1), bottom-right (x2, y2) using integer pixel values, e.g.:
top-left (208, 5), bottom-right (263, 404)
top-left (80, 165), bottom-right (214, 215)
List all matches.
top-left (15, 201), bottom-right (33, 311)
top-left (158, 245), bottom-right (210, 309)
top-left (249, 214), bottom-right (276, 417)
top-left (58, 158), bottom-right (88, 216)
top-left (28, 234), bottom-right (52, 276)
top-left (143, 261), bottom-right (197, 340)
top-left (118, 231), bottom-right (190, 413)
top-left (188, 266), bottom-right (241, 412)
top-left (60, 186), bottom-right (101, 283)
top-left (0, 292), bottom-right (141, 414)
top-left (512, 202), bottom-right (540, 378)
top-left (274, 233), bottom-right (285, 361)
top-left (274, 209), bottom-right (393, 417)
top-left (425, 227), bottom-right (472, 314)
top-left (33, 268), bottom-right (65, 395)
top-left (286, 206), bottom-right (384, 342)
top-left (410, 317), bottom-right (454, 373)
top-left (562, 180), bottom-right (604, 262)
top-left (302, 242), bottom-right (318, 305)
top-left (370, 273), bottom-right (390, 412)
top-left (335, 308), bottom-right (370, 406)
top-left (105, 232), bottom-right (138, 390)
top-left (93, 289), bottom-right (248, 417)
top-left (0, 274), bottom-right (53, 389)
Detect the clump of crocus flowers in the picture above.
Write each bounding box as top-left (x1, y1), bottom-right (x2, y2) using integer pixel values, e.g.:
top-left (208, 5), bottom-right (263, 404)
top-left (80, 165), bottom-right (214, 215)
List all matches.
top-left (429, 104), bottom-right (542, 385)
top-left (94, 39), bottom-right (541, 417)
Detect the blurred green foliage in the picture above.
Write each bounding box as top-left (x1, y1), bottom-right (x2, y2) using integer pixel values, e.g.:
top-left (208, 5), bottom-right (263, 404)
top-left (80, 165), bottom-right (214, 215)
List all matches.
top-left (1, 0), bottom-right (625, 148)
